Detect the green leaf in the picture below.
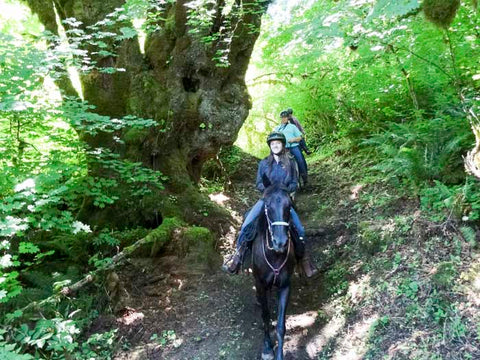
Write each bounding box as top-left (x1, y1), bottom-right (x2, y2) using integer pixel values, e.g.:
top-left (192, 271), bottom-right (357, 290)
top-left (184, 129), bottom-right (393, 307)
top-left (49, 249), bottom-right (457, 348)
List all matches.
top-left (367, 0), bottom-right (421, 20)
top-left (18, 242), bottom-right (40, 254)
top-left (0, 346), bottom-right (34, 360)
top-left (5, 309), bottom-right (23, 321)
top-left (119, 27), bottom-right (137, 39)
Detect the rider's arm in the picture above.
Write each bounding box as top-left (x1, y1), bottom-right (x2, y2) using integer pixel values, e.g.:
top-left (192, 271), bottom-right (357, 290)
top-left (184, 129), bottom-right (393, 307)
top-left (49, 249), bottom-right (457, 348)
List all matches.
top-left (287, 162), bottom-right (298, 193)
top-left (256, 160), bottom-right (267, 193)
top-left (288, 126), bottom-right (303, 145)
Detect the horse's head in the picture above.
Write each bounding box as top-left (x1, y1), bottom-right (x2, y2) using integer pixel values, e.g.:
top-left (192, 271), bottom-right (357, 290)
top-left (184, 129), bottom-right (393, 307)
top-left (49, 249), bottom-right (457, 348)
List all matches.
top-left (263, 184), bottom-right (292, 253)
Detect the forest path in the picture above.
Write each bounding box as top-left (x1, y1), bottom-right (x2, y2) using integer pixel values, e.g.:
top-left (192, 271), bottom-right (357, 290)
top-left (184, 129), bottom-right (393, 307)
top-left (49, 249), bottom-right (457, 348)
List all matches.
top-left (110, 160), bottom-right (351, 360)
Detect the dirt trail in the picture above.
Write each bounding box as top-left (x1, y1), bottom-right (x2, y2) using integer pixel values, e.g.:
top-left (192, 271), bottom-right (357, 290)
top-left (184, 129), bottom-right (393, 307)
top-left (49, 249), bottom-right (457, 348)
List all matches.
top-left (109, 164), bottom-right (348, 360)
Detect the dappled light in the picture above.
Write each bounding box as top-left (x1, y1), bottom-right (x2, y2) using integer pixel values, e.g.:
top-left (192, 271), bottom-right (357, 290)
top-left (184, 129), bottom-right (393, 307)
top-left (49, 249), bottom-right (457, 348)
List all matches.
top-left (285, 311), bottom-right (318, 330)
top-left (116, 308), bottom-right (145, 326)
top-left (208, 192), bottom-right (230, 205)
top-left (1, 0), bottom-right (480, 358)
top-left (347, 274), bottom-right (371, 304)
top-left (330, 315), bottom-right (378, 360)
top-left (305, 312), bottom-right (346, 357)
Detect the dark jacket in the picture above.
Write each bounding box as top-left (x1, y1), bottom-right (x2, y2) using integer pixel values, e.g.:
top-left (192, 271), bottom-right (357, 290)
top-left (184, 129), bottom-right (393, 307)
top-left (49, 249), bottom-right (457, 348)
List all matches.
top-left (256, 157), bottom-right (298, 193)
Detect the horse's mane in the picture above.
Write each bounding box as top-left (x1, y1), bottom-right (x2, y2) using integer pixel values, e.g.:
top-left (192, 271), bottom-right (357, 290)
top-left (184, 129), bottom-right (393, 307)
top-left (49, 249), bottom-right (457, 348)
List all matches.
top-left (240, 184), bottom-right (290, 244)
top-left (262, 184), bottom-right (290, 199)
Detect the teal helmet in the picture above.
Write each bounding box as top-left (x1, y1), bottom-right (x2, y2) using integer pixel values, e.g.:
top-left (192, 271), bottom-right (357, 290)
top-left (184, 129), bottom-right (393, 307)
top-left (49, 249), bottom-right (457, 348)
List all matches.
top-left (266, 131), bottom-right (286, 146)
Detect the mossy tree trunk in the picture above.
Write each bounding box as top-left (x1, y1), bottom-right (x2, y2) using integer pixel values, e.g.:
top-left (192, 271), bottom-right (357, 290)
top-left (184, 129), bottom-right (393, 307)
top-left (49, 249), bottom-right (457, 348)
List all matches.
top-left (25, 0), bottom-right (269, 228)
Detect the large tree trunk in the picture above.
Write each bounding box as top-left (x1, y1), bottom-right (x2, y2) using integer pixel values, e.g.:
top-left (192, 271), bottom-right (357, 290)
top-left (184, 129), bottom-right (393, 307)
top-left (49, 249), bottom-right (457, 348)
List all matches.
top-left (25, 0), bottom-right (269, 228)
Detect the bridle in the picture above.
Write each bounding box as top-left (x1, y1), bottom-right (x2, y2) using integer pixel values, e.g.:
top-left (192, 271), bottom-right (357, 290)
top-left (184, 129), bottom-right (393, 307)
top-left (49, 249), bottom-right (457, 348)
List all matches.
top-left (263, 204), bottom-right (291, 286)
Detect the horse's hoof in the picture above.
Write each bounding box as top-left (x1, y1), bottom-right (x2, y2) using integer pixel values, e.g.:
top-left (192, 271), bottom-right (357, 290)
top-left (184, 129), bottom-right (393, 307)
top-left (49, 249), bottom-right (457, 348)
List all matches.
top-left (261, 353), bottom-right (274, 360)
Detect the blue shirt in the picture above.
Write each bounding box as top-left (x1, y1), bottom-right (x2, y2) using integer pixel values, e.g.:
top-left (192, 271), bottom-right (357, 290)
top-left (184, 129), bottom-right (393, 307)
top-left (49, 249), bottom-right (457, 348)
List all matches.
top-left (256, 158), bottom-right (298, 193)
top-left (275, 123), bottom-right (302, 148)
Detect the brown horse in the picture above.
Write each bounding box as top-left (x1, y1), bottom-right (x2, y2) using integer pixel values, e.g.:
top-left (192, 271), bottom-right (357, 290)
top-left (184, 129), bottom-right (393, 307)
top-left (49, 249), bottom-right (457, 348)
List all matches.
top-left (251, 184), bottom-right (296, 360)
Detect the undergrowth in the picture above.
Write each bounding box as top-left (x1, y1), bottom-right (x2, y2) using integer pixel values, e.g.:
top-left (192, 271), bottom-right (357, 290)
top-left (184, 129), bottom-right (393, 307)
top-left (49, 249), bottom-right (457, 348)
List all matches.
top-left (310, 137), bottom-right (480, 359)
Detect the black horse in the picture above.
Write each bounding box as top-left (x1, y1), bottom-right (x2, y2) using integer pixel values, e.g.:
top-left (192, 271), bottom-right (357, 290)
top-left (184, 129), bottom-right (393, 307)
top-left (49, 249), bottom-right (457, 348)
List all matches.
top-left (252, 184), bottom-right (296, 360)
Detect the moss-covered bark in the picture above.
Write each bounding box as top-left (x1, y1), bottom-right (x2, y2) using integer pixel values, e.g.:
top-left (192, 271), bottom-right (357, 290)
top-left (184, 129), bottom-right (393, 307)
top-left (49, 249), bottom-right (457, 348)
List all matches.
top-left (24, 0), bottom-right (270, 230)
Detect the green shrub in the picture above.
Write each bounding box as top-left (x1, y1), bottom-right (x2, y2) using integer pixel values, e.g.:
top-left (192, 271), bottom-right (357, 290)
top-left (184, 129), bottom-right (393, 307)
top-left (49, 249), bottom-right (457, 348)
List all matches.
top-left (363, 117), bottom-right (473, 187)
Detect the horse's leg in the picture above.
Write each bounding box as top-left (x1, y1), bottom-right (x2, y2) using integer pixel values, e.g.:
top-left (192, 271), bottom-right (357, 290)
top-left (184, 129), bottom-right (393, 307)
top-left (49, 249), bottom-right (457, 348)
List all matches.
top-left (256, 280), bottom-right (274, 360)
top-left (275, 285), bottom-right (290, 360)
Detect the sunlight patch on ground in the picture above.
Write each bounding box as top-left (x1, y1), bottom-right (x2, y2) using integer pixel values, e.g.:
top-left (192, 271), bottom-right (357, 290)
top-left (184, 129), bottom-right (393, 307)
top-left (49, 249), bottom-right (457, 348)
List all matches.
top-left (283, 311), bottom-right (319, 353)
top-left (305, 313), bottom-right (346, 358)
top-left (460, 258), bottom-right (480, 306)
top-left (347, 274), bottom-right (371, 304)
top-left (220, 225), bottom-right (239, 263)
top-left (209, 192), bottom-right (230, 205)
top-left (331, 314), bottom-right (378, 360)
top-left (116, 308), bottom-right (144, 325)
top-left (286, 311), bottom-right (318, 330)
top-left (350, 184), bottom-right (364, 200)
top-left (386, 330), bottom-right (427, 358)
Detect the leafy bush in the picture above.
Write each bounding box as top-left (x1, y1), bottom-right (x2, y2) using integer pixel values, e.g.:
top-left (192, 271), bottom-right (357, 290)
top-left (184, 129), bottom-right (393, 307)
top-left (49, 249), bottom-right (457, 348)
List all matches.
top-left (420, 177), bottom-right (480, 221)
top-left (1, 315), bottom-right (118, 360)
top-left (363, 117), bottom-right (473, 187)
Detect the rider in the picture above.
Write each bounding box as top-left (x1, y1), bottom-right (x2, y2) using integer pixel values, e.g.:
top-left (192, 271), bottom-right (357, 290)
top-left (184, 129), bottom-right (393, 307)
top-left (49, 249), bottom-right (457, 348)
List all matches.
top-left (222, 131), bottom-right (318, 277)
top-left (287, 108), bottom-right (312, 155)
top-left (276, 111), bottom-right (309, 186)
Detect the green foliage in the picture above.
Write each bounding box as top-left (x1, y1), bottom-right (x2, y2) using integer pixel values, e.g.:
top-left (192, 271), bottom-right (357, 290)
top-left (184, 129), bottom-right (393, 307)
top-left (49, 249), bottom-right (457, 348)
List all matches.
top-left (357, 221), bottom-right (390, 255)
top-left (185, 0), bottom-right (265, 67)
top-left (397, 278), bottom-right (420, 300)
top-left (0, 315), bottom-right (118, 360)
top-left (420, 177), bottom-right (480, 221)
top-left (368, 0), bottom-right (421, 19)
top-left (243, 0), bottom-right (480, 171)
top-left (431, 261), bottom-right (457, 288)
top-left (459, 226), bottom-right (477, 247)
top-left (363, 117), bottom-right (473, 187)
top-left (324, 263), bottom-right (349, 296)
top-left (0, 6), bottom-right (170, 358)
top-left (202, 145), bottom-right (246, 182)
top-left (150, 329), bottom-right (177, 347)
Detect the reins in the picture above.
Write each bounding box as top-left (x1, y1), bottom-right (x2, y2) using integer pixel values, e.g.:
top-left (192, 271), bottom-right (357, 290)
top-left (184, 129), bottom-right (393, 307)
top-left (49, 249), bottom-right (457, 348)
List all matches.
top-left (263, 205), bottom-right (291, 286)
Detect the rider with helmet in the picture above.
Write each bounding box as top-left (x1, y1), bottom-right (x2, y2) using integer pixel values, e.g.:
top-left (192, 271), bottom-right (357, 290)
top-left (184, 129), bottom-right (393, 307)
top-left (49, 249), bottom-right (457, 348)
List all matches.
top-left (276, 111), bottom-right (309, 186)
top-left (286, 108), bottom-right (312, 155)
top-left (222, 131), bottom-right (318, 277)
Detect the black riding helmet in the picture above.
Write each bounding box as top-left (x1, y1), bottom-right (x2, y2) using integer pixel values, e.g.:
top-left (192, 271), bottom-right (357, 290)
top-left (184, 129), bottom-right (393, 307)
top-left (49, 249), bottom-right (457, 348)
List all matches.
top-left (267, 131), bottom-right (286, 146)
top-left (279, 110), bottom-right (289, 118)
top-left (287, 108), bottom-right (293, 115)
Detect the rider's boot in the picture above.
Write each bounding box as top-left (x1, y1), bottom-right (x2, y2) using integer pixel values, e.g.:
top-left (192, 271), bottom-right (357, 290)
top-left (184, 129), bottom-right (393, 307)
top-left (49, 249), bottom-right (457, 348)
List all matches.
top-left (222, 244), bottom-right (247, 275)
top-left (293, 235), bottom-right (318, 278)
top-left (298, 250), bottom-right (319, 278)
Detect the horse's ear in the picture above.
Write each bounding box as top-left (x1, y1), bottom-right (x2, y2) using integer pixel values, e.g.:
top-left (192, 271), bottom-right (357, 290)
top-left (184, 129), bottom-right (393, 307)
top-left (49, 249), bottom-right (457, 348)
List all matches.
top-left (262, 173), bottom-right (271, 189)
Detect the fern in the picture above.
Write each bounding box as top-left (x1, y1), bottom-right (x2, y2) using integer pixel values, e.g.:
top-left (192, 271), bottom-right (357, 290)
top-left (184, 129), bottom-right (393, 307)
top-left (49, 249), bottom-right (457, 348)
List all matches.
top-left (363, 117), bottom-right (473, 186)
top-left (460, 226), bottom-right (477, 247)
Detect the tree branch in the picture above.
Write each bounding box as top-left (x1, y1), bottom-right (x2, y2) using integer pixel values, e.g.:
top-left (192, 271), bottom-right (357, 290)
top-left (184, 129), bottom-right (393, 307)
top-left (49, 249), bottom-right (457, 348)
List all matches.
top-left (19, 228), bottom-right (167, 314)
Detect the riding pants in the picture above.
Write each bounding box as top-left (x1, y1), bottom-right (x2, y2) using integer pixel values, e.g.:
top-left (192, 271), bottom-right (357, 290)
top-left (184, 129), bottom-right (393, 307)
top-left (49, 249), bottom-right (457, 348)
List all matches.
top-left (289, 145), bottom-right (308, 181)
top-left (236, 199), bottom-right (305, 249)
